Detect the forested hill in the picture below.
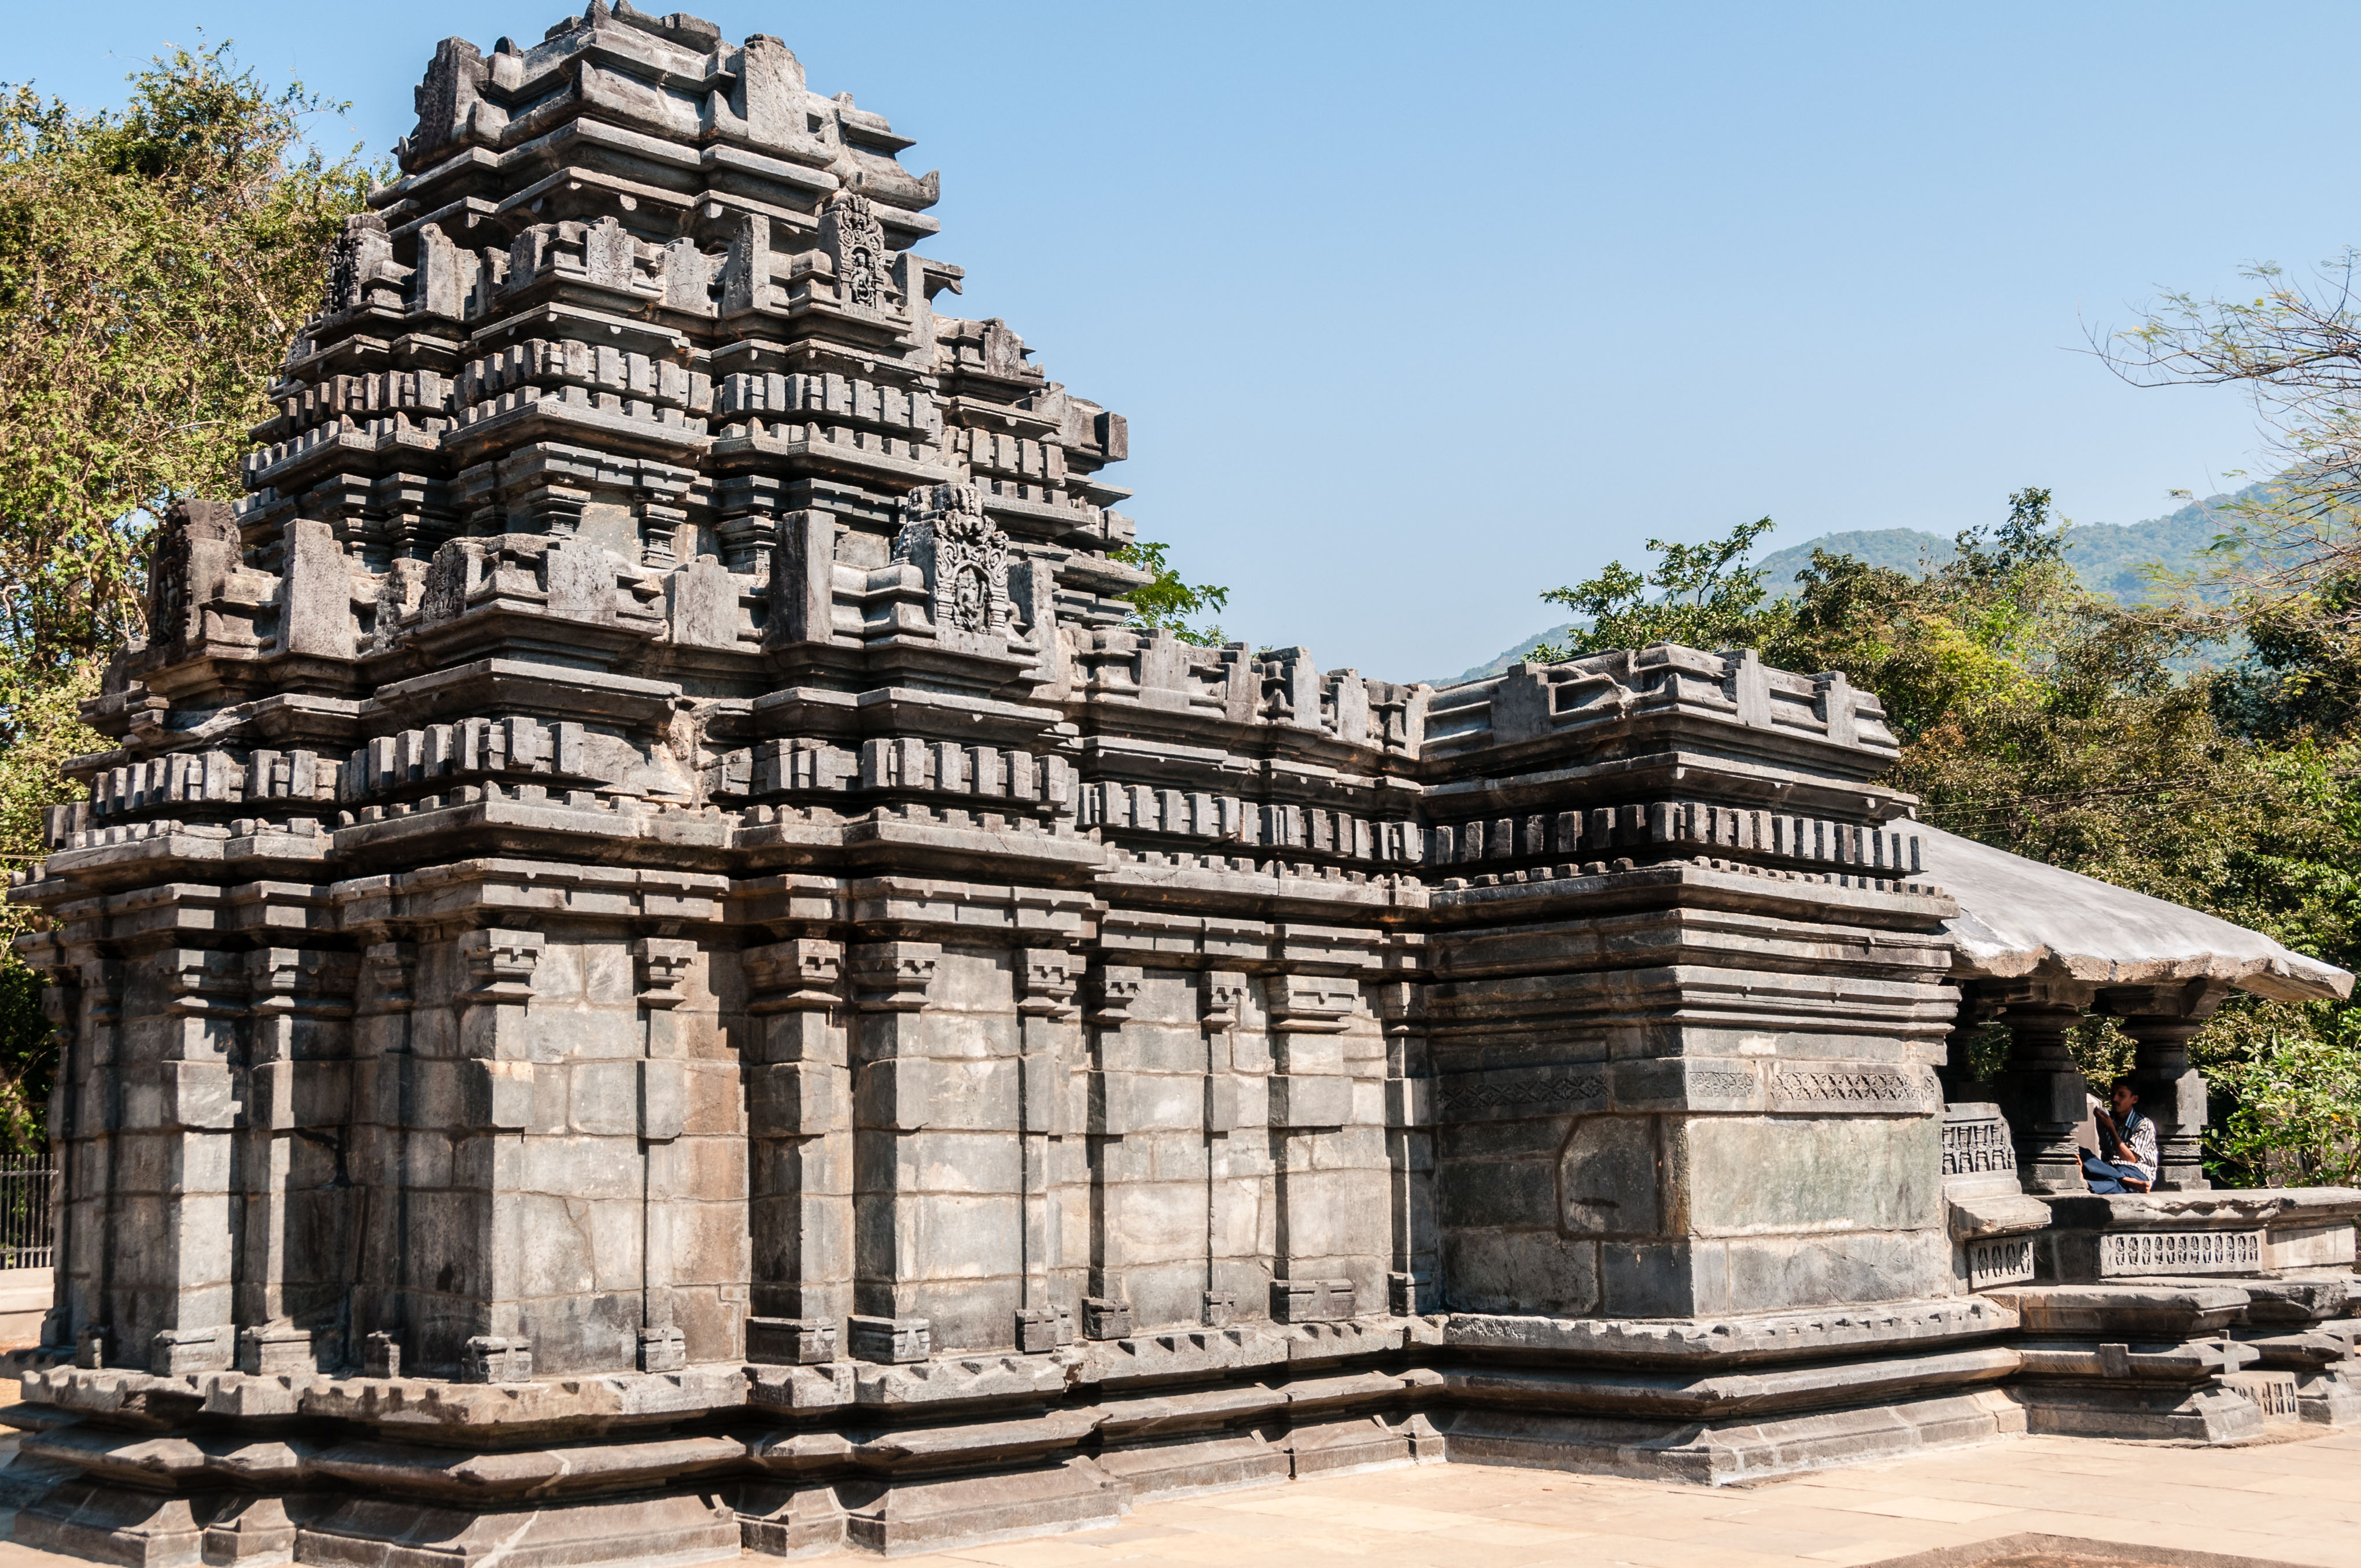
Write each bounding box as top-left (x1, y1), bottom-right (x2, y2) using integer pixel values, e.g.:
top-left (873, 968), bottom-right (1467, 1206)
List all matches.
top-left (1448, 484), bottom-right (2266, 683)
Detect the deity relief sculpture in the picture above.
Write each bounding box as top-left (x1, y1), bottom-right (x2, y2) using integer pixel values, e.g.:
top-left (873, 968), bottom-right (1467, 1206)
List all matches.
top-left (820, 192), bottom-right (888, 314)
top-left (894, 481), bottom-right (1011, 639)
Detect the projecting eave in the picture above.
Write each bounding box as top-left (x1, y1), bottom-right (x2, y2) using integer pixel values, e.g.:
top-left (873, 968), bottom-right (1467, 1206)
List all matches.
top-left (1925, 824), bottom-right (2352, 1002)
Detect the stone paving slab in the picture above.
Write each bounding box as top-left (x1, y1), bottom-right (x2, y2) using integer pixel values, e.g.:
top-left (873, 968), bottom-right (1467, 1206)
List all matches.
top-left (0, 1429), bottom-right (2348, 1567)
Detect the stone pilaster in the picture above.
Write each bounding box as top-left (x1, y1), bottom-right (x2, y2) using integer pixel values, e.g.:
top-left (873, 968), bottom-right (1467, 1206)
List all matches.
top-left (449, 928), bottom-right (543, 1379)
top-left (350, 940), bottom-right (416, 1363)
top-left (1377, 977), bottom-right (1436, 1315)
top-left (847, 940), bottom-right (938, 1345)
top-left (2102, 980), bottom-right (2229, 1191)
top-left (1200, 970), bottom-right (1249, 1324)
top-left (1083, 962), bottom-right (1142, 1330)
top-left (744, 938), bottom-right (848, 1359)
top-left (1015, 946), bottom-right (1078, 1349)
top-left (146, 949), bottom-right (244, 1375)
top-left (235, 946), bottom-right (357, 1376)
top-left (633, 937), bottom-right (698, 1371)
top-left (21, 938), bottom-right (87, 1352)
top-left (1264, 971), bottom-right (1362, 1318)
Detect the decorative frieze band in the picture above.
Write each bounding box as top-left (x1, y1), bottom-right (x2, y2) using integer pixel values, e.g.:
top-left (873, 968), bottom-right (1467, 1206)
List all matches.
top-left (1768, 1065), bottom-right (1941, 1113)
top-left (1966, 1236), bottom-right (2035, 1289)
top-left (1433, 1064), bottom-right (1608, 1123)
top-left (2097, 1228), bottom-right (2264, 1276)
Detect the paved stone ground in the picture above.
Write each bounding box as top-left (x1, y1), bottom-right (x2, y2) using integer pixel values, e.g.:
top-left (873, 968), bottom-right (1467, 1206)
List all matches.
top-left (0, 1429), bottom-right (2351, 1567)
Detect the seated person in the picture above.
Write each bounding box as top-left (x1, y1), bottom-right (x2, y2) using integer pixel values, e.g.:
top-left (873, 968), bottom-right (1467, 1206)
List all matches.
top-left (2082, 1076), bottom-right (2156, 1193)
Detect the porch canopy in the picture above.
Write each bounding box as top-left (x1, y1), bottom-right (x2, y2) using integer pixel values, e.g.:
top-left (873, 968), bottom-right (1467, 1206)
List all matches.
top-left (1923, 824), bottom-right (2351, 1001)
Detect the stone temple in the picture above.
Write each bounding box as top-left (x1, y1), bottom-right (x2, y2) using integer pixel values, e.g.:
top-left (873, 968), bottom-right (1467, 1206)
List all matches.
top-left (8, 5), bottom-right (2361, 1563)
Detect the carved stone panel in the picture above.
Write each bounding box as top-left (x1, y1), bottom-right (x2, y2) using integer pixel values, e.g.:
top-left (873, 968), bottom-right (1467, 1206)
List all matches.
top-left (894, 484), bottom-right (1010, 648)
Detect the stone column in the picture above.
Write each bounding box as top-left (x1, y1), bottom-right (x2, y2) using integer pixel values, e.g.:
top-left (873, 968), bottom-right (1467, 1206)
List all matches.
top-left (451, 928), bottom-right (542, 1380)
top-left (744, 938), bottom-right (849, 1363)
top-left (235, 947), bottom-right (356, 1377)
top-left (847, 940), bottom-right (938, 1359)
top-left (1377, 978), bottom-right (1436, 1316)
top-left (1199, 971), bottom-right (1249, 1325)
top-left (2101, 980), bottom-right (2227, 1192)
top-left (1264, 971), bottom-right (1359, 1322)
top-left (21, 939), bottom-right (88, 1352)
top-left (1014, 947), bottom-right (1078, 1349)
top-left (633, 938), bottom-right (697, 1371)
top-left (1082, 962), bottom-right (1142, 1338)
top-left (131, 949), bottom-right (246, 1376)
top-left (1991, 979), bottom-right (2097, 1194)
top-left (351, 940), bottom-right (415, 1373)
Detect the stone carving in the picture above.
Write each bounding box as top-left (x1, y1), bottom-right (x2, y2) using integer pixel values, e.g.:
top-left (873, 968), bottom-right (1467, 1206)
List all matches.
top-left (1966, 1237), bottom-right (2035, 1289)
top-left (324, 212), bottom-right (396, 313)
top-left (1434, 1067), bottom-right (1607, 1121)
top-left (895, 482), bottom-right (1010, 638)
top-left (10, 5), bottom-right (2358, 1562)
top-left (821, 193), bottom-right (888, 313)
top-left (1942, 1112), bottom-right (2016, 1176)
top-left (1773, 1068), bottom-right (1921, 1103)
top-left (2100, 1229), bottom-right (2265, 1276)
top-left (143, 499), bottom-right (241, 651)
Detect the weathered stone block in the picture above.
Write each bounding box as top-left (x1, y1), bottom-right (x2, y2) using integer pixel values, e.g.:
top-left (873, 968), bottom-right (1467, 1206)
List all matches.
top-left (1559, 1115), bottom-right (1659, 1235)
top-left (1082, 1297), bottom-right (1134, 1340)
top-left (238, 1325), bottom-right (319, 1377)
top-left (746, 1316), bottom-right (838, 1365)
top-left (1270, 1073), bottom-right (1352, 1129)
top-left (1016, 1307), bottom-right (1062, 1353)
top-left (1270, 1278), bottom-right (1356, 1323)
top-left (460, 1336), bottom-right (533, 1383)
top-left (150, 1324), bottom-right (232, 1375)
top-left (847, 1315), bottom-right (930, 1364)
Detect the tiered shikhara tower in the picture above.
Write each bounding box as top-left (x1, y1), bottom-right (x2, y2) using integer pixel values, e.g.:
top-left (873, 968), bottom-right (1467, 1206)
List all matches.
top-left (3, 6), bottom-right (2117, 1564)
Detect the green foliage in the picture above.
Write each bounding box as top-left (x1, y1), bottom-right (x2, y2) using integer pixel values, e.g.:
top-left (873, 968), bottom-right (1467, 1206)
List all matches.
top-left (2206, 1008), bottom-right (2361, 1188)
top-left (1529, 516), bottom-right (1784, 662)
top-left (0, 46), bottom-right (375, 1152)
top-left (0, 44), bottom-right (377, 669)
top-left (1112, 538), bottom-right (1231, 646)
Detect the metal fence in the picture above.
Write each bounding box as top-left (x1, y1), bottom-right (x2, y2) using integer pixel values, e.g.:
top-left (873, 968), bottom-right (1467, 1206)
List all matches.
top-left (0, 1153), bottom-right (54, 1270)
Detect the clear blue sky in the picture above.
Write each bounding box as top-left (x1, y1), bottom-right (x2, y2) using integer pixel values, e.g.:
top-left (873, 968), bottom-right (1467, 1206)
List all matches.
top-left (10, 2), bottom-right (2348, 681)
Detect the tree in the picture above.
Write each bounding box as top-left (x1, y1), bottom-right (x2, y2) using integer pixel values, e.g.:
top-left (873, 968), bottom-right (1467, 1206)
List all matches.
top-left (1112, 538), bottom-right (1231, 645)
top-left (0, 45), bottom-right (377, 1149)
top-left (2102, 259), bottom-right (2361, 608)
top-left (1528, 515), bottom-right (1785, 661)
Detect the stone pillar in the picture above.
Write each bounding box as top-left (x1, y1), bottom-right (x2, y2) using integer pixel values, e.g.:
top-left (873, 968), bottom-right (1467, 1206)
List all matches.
top-left (351, 940), bottom-right (416, 1369)
top-left (1377, 978), bottom-right (1436, 1316)
top-left (633, 938), bottom-right (697, 1371)
top-left (235, 946), bottom-right (356, 1377)
top-left (1015, 947), bottom-right (1078, 1349)
top-left (1264, 971), bottom-right (1360, 1320)
top-left (744, 938), bottom-right (849, 1363)
top-left (125, 950), bottom-right (245, 1375)
top-left (1992, 980), bottom-right (2097, 1194)
top-left (1199, 971), bottom-right (1249, 1325)
top-left (1082, 962), bottom-right (1142, 1336)
top-left (847, 940), bottom-right (938, 1355)
top-left (451, 928), bottom-right (543, 1379)
top-left (2101, 981), bottom-right (2228, 1192)
top-left (23, 940), bottom-right (88, 1352)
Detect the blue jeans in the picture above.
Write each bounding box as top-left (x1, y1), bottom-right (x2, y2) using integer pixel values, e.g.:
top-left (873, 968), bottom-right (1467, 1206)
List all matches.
top-left (2083, 1154), bottom-right (2148, 1194)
